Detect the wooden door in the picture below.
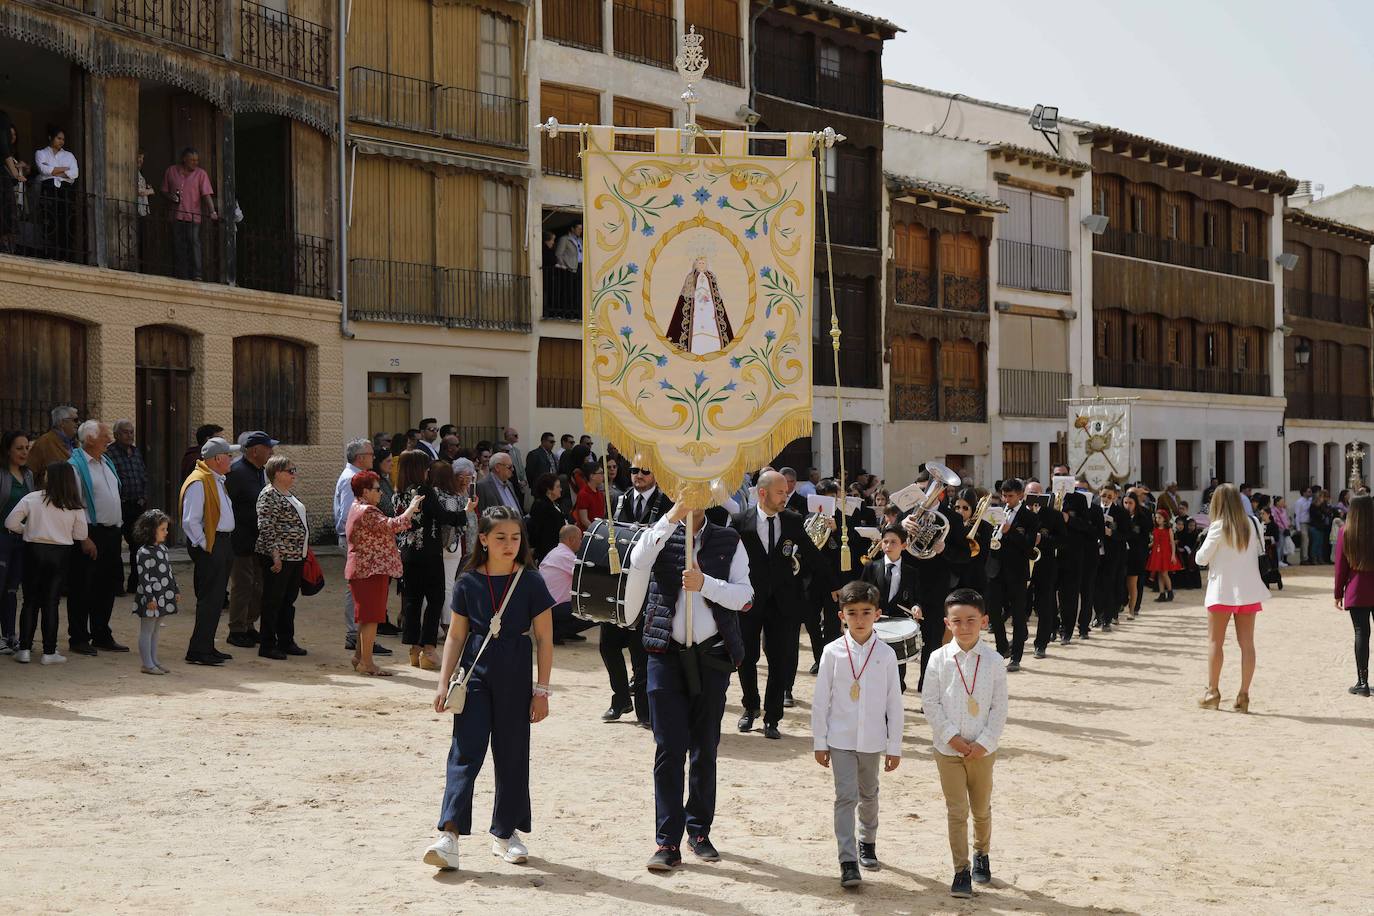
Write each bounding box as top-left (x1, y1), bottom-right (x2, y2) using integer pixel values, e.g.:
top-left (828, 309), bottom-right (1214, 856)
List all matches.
top-left (770, 437), bottom-right (811, 475)
top-left (832, 421), bottom-right (864, 484)
top-left (450, 375), bottom-right (500, 442)
top-left (1289, 442), bottom-right (1310, 492)
top-left (0, 311), bottom-right (88, 436)
top-left (367, 373), bottom-right (414, 437)
top-left (136, 326), bottom-right (192, 538)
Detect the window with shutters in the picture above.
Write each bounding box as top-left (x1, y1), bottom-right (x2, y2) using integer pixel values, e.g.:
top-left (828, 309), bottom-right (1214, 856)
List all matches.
top-left (234, 336), bottom-right (311, 444)
top-left (1140, 439), bottom-right (1163, 490)
top-left (481, 179), bottom-right (516, 276)
top-left (1166, 326), bottom-right (1182, 364)
top-left (693, 115), bottom-right (736, 154)
top-left (824, 147), bottom-right (837, 193)
top-left (819, 44), bottom-right (841, 78)
top-left (541, 83), bottom-right (599, 177)
top-left (1203, 331), bottom-right (1217, 367)
top-left (613, 96), bottom-right (672, 151)
top-left (1237, 335), bottom-right (1249, 371)
top-left (1167, 205), bottom-right (1179, 240)
top-left (1002, 442), bottom-right (1035, 482)
top-left (479, 13), bottom-right (515, 99)
top-left (997, 187), bottom-right (1069, 293)
top-left (536, 338), bottom-right (582, 408)
top-left (1131, 196), bottom-right (1145, 233)
top-left (1095, 186), bottom-right (1107, 216)
top-left (1202, 212), bottom-right (1217, 247)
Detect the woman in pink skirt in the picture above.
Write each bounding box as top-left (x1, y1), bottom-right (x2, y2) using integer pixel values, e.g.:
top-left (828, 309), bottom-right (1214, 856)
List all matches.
top-left (1195, 484), bottom-right (1268, 712)
top-left (345, 471), bottom-right (423, 676)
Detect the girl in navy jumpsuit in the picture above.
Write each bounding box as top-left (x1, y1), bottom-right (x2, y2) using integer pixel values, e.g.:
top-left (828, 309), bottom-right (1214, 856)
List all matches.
top-left (425, 506), bottom-right (555, 870)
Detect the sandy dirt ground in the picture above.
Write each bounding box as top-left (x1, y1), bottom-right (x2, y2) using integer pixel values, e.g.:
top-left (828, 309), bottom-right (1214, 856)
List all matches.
top-left (2, 559), bottom-right (1371, 915)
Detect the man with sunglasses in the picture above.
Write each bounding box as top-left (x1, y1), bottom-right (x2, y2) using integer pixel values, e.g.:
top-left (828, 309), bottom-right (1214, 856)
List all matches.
top-left (983, 478), bottom-right (1039, 672)
top-left (598, 463), bottom-right (674, 727)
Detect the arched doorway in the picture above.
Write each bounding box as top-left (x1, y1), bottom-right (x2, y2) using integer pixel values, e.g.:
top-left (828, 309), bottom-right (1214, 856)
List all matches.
top-left (0, 310), bottom-right (87, 435)
top-left (136, 326), bottom-right (193, 530)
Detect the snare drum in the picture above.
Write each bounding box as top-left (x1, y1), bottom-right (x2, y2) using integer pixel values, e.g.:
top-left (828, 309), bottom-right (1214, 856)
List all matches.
top-left (873, 618), bottom-right (922, 662)
top-left (573, 520), bottom-right (651, 628)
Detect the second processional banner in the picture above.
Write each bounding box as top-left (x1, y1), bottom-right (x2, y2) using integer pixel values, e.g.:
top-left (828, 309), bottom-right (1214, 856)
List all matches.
top-left (581, 126), bottom-right (817, 506)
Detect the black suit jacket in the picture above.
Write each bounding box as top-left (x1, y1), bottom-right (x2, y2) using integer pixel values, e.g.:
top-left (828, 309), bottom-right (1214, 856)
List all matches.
top-left (226, 458), bottom-right (267, 556)
top-left (1100, 502), bottom-right (1131, 559)
top-left (1028, 502), bottom-right (1067, 581)
top-left (786, 491), bottom-right (809, 515)
top-left (732, 507), bottom-right (833, 613)
top-left (985, 502), bottom-right (1040, 582)
top-left (525, 447), bottom-right (559, 486)
top-left (614, 487), bottom-right (674, 525)
top-left (861, 554), bottom-right (922, 618)
top-left (1063, 491), bottom-right (1102, 565)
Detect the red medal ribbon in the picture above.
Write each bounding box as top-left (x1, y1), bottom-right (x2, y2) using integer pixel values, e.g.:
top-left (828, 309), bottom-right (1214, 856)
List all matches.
top-left (954, 652), bottom-right (980, 699)
top-left (844, 632), bottom-right (880, 687)
top-left (485, 570), bottom-right (516, 628)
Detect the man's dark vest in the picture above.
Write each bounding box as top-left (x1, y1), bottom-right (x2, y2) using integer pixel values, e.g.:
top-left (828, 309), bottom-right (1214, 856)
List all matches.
top-left (642, 521), bottom-right (746, 665)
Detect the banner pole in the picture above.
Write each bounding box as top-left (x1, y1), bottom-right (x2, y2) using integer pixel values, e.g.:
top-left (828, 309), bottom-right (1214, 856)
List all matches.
top-left (817, 132), bottom-right (851, 572)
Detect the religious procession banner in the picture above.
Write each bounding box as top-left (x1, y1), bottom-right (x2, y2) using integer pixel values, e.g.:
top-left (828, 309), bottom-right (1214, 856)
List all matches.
top-left (581, 125), bottom-right (817, 507)
top-left (1066, 399), bottom-right (1133, 488)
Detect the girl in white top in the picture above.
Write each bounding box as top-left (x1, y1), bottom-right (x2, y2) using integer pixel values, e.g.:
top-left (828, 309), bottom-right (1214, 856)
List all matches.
top-left (1195, 484), bottom-right (1268, 713)
top-left (4, 461), bottom-right (89, 664)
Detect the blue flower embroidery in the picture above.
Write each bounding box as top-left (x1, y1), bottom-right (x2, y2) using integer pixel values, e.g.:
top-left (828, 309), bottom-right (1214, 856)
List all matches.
top-left (692, 187), bottom-right (711, 204)
top-left (760, 266), bottom-right (771, 278)
top-left (729, 356), bottom-right (741, 369)
top-left (670, 194), bottom-right (684, 207)
top-left (659, 379), bottom-right (673, 390)
top-left (620, 326), bottom-right (633, 337)
top-left (765, 329), bottom-right (777, 342)
top-left (641, 225), bottom-right (655, 237)
top-left (716, 196), bottom-right (729, 209)
top-left (627, 262), bottom-right (639, 274)
top-left (694, 370), bottom-right (708, 387)
top-left (656, 355), bottom-right (668, 367)
top-left (744, 227), bottom-right (758, 240)
top-left (724, 380), bottom-right (738, 392)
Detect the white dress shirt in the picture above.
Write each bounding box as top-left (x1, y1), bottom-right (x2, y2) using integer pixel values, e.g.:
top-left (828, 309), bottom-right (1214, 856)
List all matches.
top-left (334, 463), bottom-right (360, 537)
top-left (629, 515), bottom-right (753, 646)
top-left (921, 639), bottom-right (1008, 756)
top-left (812, 630), bottom-right (904, 756)
top-left (181, 473), bottom-right (235, 549)
top-left (6, 491), bottom-right (89, 545)
top-left (35, 147), bottom-right (79, 188)
top-left (629, 486), bottom-right (659, 522)
top-left (82, 454), bottom-right (122, 526)
top-left (539, 542), bottom-right (578, 606)
top-left (1294, 496), bottom-right (1312, 526)
top-left (882, 557), bottom-right (901, 602)
top-left (755, 507), bottom-right (780, 553)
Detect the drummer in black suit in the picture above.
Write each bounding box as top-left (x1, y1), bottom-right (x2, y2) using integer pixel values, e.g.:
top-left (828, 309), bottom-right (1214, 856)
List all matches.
top-left (599, 464), bottom-right (674, 728)
top-left (732, 469), bottom-right (836, 739)
top-left (1060, 481), bottom-right (1102, 645)
top-left (984, 477), bottom-right (1040, 672)
top-left (1024, 480), bottom-right (1066, 662)
top-left (860, 524), bottom-right (922, 691)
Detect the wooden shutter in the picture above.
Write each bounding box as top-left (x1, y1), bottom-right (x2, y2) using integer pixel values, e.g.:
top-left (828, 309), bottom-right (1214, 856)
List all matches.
top-left (387, 0), bottom-right (434, 81)
top-left (613, 97), bottom-right (672, 151)
top-left (1031, 193), bottom-right (1066, 250)
top-left (0, 311), bottom-right (88, 436)
top-left (686, 0), bottom-right (738, 34)
top-left (536, 338), bottom-right (582, 408)
top-left (694, 115), bottom-right (736, 154)
top-left (234, 337), bottom-right (309, 444)
top-left (998, 187), bottom-right (1031, 243)
top-left (541, 83), bottom-right (599, 177)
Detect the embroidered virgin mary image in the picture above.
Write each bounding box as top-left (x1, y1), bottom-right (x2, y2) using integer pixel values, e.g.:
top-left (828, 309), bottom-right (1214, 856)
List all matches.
top-left (665, 255), bottom-right (736, 356)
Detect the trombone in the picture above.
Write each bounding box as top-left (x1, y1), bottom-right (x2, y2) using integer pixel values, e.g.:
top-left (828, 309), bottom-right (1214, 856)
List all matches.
top-left (966, 493), bottom-right (991, 558)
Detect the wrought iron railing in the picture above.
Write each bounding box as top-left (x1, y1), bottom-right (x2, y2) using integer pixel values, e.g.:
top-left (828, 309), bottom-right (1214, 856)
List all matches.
top-left (998, 368), bottom-right (1071, 418)
top-left (1286, 391), bottom-right (1374, 422)
top-left (105, 195), bottom-right (224, 282)
top-left (941, 273), bottom-right (986, 312)
top-left (349, 258), bottom-right (530, 330)
top-left (998, 238), bottom-right (1071, 293)
top-left (818, 70), bottom-right (880, 119)
top-left (613, 1), bottom-right (674, 68)
top-left (108, 0), bottom-right (217, 51)
top-left (542, 266), bottom-right (581, 320)
top-left (944, 386), bottom-right (987, 422)
top-left (542, 132), bottom-right (582, 178)
top-left (1287, 287), bottom-right (1368, 327)
top-left (696, 24), bottom-right (741, 85)
top-left (0, 185), bottom-right (91, 264)
top-left (755, 50), bottom-right (811, 104)
top-left (893, 266), bottom-right (934, 308)
top-left (890, 383), bottom-right (986, 422)
top-left (0, 400), bottom-right (89, 439)
top-left (822, 199), bottom-right (876, 248)
top-left (892, 383), bottom-right (938, 421)
top-left (238, 226), bottom-right (332, 299)
top-left (348, 67), bottom-right (527, 148)
top-left (1097, 227), bottom-right (1269, 281)
top-left (239, 0), bottom-right (330, 87)
top-left (544, 0), bottom-right (603, 51)
top-left (1094, 358), bottom-right (1270, 396)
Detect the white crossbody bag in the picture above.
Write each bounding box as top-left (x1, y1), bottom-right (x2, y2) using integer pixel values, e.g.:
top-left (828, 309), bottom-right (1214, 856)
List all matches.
top-left (444, 568), bottom-right (523, 715)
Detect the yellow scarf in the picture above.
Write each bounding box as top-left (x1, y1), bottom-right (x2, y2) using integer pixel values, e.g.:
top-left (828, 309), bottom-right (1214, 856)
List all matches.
top-left (179, 460), bottom-right (223, 550)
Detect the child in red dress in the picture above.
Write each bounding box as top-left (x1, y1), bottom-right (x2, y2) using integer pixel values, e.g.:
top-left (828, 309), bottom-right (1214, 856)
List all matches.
top-left (1146, 509), bottom-right (1181, 602)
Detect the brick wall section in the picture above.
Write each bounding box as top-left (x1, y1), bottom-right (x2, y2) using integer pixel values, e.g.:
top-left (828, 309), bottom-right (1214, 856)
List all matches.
top-left (0, 256), bottom-right (345, 534)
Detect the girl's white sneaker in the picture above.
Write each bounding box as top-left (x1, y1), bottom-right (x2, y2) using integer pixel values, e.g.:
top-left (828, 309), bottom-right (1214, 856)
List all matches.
top-left (492, 832), bottom-right (528, 864)
top-left (423, 832), bottom-right (460, 871)
top-left (14, 649), bottom-right (31, 663)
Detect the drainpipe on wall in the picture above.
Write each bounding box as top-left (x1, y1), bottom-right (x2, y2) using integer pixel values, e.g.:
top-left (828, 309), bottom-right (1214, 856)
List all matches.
top-left (337, 0), bottom-right (354, 339)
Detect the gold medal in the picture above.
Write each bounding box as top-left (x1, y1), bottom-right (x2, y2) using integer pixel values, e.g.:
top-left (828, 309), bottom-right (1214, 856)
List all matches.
top-left (967, 696), bottom-right (979, 717)
top-left (850, 681), bottom-right (861, 702)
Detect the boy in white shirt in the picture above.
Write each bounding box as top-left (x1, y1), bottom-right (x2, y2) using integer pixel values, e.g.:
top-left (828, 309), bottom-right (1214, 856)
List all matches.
top-left (922, 587), bottom-right (1009, 898)
top-left (811, 581), bottom-right (903, 889)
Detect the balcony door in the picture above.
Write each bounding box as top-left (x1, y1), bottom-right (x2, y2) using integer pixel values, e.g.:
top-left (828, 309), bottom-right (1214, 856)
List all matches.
top-left (451, 375), bottom-right (501, 444)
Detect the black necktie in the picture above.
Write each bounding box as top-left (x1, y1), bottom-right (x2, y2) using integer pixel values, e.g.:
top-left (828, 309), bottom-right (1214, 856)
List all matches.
top-left (768, 515), bottom-right (776, 553)
top-left (885, 561), bottom-right (896, 601)
top-left (636, 494), bottom-right (645, 522)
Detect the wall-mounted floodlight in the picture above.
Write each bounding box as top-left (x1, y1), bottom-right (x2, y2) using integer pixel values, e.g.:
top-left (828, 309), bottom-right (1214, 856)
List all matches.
top-left (1081, 214), bottom-right (1109, 235)
top-left (1276, 252), bottom-right (1300, 271)
top-left (1029, 104), bottom-right (1060, 153)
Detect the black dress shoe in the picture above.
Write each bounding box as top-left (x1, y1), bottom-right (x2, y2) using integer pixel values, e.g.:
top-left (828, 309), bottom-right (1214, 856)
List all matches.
top-left (283, 643), bottom-right (308, 657)
top-left (258, 647), bottom-right (288, 660)
top-left (93, 639), bottom-right (130, 653)
top-left (840, 861), bottom-right (862, 887)
top-left (372, 642), bottom-right (393, 656)
top-left (562, 632), bottom-right (587, 642)
top-left (344, 638), bottom-right (357, 651)
top-left (858, 841), bottom-right (879, 870)
top-left (226, 632), bottom-right (257, 648)
top-left (1060, 636), bottom-right (1071, 646)
top-left (185, 653), bottom-right (224, 666)
top-left (951, 867), bottom-right (974, 898)
top-left (68, 643), bottom-right (98, 656)
top-left (376, 621), bottom-right (401, 637)
top-left (646, 846), bottom-right (682, 871)
top-left (636, 718), bottom-right (652, 730)
top-left (212, 648), bottom-right (232, 660)
top-left (971, 852), bottom-right (992, 884)
top-left (1006, 661), bottom-right (1021, 672)
top-left (809, 661), bottom-right (819, 676)
top-left (689, 834), bottom-right (719, 861)
top-left (737, 710), bottom-right (757, 732)
top-left (782, 690), bottom-right (795, 708)
top-left (1079, 631), bottom-right (1090, 640)
top-left (1101, 622), bottom-right (1112, 632)
top-left (762, 723), bottom-right (781, 740)
top-left (1033, 648), bottom-right (1047, 660)
top-left (601, 703), bottom-right (633, 722)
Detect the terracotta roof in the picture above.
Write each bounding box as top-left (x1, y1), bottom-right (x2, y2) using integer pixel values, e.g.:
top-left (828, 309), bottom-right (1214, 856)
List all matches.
top-left (988, 143), bottom-right (1091, 176)
top-left (760, 0), bottom-right (902, 39)
top-left (1079, 126), bottom-right (1299, 195)
top-left (885, 172), bottom-right (1008, 214)
top-left (1284, 207), bottom-right (1374, 246)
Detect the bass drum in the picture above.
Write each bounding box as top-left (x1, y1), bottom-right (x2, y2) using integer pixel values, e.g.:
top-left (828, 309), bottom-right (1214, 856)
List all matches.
top-left (574, 520), bottom-right (651, 628)
top-left (873, 617), bottom-right (923, 662)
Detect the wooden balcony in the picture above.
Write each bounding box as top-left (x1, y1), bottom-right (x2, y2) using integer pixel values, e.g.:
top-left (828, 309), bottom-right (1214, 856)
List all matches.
top-left (349, 67), bottom-right (527, 149)
top-left (613, 2), bottom-right (674, 69)
top-left (1094, 358), bottom-right (1269, 397)
top-left (1096, 226), bottom-right (1268, 281)
top-left (891, 383), bottom-right (986, 422)
top-left (1286, 391), bottom-right (1374, 422)
top-left (545, 0), bottom-right (603, 51)
top-left (1285, 287), bottom-right (1368, 327)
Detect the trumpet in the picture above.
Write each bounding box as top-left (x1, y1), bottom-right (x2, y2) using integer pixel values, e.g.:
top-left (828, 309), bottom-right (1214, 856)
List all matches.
top-left (859, 538), bottom-right (883, 566)
top-left (1027, 547), bottom-right (1042, 584)
top-left (966, 494), bottom-right (991, 558)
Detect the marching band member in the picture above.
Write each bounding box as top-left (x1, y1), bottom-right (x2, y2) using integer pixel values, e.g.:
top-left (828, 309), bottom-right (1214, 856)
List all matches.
top-left (805, 479), bottom-right (847, 677)
top-left (596, 463), bottom-right (673, 728)
top-left (860, 524), bottom-right (922, 691)
top-left (630, 498), bottom-right (753, 870)
top-left (902, 470), bottom-right (961, 690)
top-left (1093, 485), bottom-right (1130, 633)
top-left (1060, 487), bottom-right (1102, 645)
top-left (982, 478), bottom-right (1039, 673)
top-left (949, 487), bottom-right (990, 594)
top-left (733, 470), bottom-right (836, 739)
top-left (1024, 481), bottom-right (1065, 662)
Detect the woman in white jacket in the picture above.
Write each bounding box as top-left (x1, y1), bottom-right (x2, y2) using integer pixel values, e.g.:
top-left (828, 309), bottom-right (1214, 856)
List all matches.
top-left (1195, 484), bottom-right (1268, 712)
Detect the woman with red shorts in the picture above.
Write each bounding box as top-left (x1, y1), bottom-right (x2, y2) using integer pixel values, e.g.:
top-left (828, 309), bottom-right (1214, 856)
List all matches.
top-left (1195, 484), bottom-right (1268, 712)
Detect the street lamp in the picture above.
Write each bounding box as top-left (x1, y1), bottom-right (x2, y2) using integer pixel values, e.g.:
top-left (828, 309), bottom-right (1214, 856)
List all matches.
top-left (1294, 339), bottom-right (1311, 367)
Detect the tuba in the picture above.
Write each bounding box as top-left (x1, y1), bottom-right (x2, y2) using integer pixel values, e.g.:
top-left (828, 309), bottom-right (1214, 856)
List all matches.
top-left (966, 493), bottom-right (991, 558)
top-left (903, 462), bottom-right (962, 560)
top-left (804, 509), bottom-right (832, 551)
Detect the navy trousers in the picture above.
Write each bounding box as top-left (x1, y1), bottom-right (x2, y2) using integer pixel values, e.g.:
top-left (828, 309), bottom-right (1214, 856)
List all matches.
top-left (647, 649), bottom-right (730, 849)
top-left (437, 674), bottom-right (532, 838)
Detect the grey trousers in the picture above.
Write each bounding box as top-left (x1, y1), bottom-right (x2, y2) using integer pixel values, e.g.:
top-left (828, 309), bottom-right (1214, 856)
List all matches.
top-left (228, 553), bottom-right (263, 634)
top-left (831, 748), bottom-right (881, 863)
